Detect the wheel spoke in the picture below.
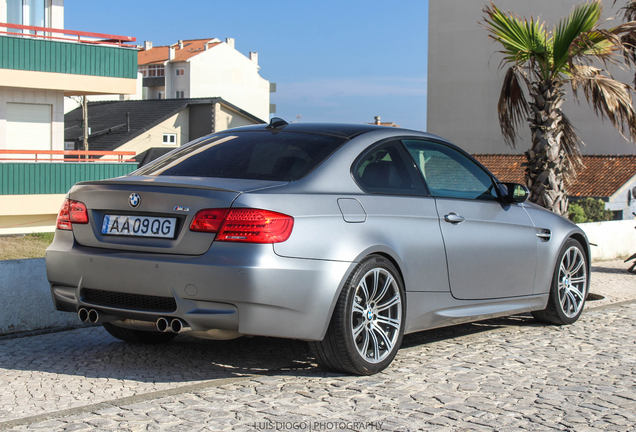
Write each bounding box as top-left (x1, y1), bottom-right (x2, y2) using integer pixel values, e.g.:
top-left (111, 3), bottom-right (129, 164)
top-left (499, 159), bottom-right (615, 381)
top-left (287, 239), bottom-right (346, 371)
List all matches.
top-left (359, 278), bottom-right (370, 303)
top-left (353, 322), bottom-right (365, 339)
top-left (569, 287), bottom-right (584, 302)
top-left (372, 274), bottom-right (394, 303)
top-left (376, 315), bottom-right (401, 331)
top-left (570, 275), bottom-right (586, 285)
top-left (370, 269), bottom-right (380, 301)
top-left (352, 302), bottom-right (365, 315)
top-left (569, 252), bottom-right (584, 274)
top-left (359, 327), bottom-right (370, 355)
top-left (377, 294), bottom-right (400, 312)
top-left (368, 327), bottom-right (381, 360)
top-left (371, 322), bottom-right (394, 351)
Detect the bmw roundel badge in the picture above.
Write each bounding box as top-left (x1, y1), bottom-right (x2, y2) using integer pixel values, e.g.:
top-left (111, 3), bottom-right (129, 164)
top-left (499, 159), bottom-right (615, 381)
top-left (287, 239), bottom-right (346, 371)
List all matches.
top-left (129, 193), bottom-right (141, 208)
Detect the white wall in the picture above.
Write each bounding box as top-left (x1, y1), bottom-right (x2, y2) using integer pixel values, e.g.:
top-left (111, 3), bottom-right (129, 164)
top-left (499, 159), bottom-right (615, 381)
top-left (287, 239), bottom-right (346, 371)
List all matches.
top-left (214, 102), bottom-right (262, 132)
top-left (189, 42), bottom-right (269, 121)
top-left (113, 110), bottom-right (188, 155)
top-left (579, 220), bottom-right (636, 261)
top-left (0, 87), bottom-right (64, 151)
top-left (428, 0), bottom-right (636, 155)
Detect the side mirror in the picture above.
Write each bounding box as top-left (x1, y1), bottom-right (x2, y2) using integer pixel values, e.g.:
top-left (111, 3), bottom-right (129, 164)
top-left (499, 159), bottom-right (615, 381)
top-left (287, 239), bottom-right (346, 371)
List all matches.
top-left (498, 182), bottom-right (529, 203)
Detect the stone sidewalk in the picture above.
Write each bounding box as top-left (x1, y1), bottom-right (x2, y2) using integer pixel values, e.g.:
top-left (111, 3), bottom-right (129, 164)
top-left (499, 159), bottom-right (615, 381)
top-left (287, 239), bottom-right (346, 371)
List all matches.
top-left (0, 259), bottom-right (634, 431)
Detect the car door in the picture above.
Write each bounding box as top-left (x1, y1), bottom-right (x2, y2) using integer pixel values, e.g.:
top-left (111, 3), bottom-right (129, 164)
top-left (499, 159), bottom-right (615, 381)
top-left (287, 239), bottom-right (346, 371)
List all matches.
top-left (350, 141), bottom-right (450, 293)
top-left (402, 139), bottom-right (537, 300)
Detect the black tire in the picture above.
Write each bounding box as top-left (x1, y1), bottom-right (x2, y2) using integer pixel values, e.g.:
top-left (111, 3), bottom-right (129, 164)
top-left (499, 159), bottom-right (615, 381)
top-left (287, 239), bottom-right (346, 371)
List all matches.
top-left (309, 255), bottom-right (405, 375)
top-left (532, 238), bottom-right (588, 325)
top-left (102, 322), bottom-right (178, 344)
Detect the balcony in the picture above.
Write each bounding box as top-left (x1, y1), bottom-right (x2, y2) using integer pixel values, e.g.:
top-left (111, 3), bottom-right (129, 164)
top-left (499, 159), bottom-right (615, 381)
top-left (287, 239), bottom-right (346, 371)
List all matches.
top-left (0, 22), bottom-right (138, 96)
top-left (0, 150), bottom-right (138, 235)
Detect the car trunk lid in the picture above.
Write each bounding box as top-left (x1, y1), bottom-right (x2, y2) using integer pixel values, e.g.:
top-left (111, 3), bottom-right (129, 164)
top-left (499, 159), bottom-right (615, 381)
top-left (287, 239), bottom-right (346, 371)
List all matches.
top-left (67, 176), bottom-right (287, 255)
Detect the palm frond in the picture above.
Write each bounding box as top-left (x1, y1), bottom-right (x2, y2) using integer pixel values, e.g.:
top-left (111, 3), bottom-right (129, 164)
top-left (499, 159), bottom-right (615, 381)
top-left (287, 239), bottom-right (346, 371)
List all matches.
top-left (498, 66), bottom-right (529, 147)
top-left (571, 65), bottom-right (636, 141)
top-left (617, 0), bottom-right (636, 21)
top-left (553, 0), bottom-right (603, 71)
top-left (482, 3), bottom-right (549, 70)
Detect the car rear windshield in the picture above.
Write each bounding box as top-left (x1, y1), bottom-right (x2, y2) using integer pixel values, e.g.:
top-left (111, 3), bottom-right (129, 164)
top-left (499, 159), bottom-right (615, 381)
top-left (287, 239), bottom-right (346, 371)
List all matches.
top-left (133, 131), bottom-right (347, 181)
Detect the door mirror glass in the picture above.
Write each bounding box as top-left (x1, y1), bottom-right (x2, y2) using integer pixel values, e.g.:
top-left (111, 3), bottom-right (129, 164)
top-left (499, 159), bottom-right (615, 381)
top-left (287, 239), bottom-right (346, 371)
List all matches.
top-left (500, 183), bottom-right (529, 203)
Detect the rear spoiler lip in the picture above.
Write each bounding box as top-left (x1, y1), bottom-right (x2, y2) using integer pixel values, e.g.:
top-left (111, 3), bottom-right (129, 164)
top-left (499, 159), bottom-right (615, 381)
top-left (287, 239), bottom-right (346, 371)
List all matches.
top-left (73, 176), bottom-right (289, 194)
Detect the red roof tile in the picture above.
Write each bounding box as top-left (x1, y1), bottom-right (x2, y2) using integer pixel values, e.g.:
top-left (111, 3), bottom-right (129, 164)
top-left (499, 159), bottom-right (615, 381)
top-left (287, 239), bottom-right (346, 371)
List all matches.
top-left (138, 39), bottom-right (222, 65)
top-left (474, 154), bottom-right (636, 198)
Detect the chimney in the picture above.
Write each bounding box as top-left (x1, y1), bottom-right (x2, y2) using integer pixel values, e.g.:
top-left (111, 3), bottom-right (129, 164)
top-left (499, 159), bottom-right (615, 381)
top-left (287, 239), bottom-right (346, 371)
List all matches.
top-left (178, 40), bottom-right (183, 49)
top-left (169, 46), bottom-right (175, 60)
top-left (374, 116), bottom-right (381, 125)
top-left (225, 38), bottom-right (235, 49)
top-left (144, 41), bottom-right (153, 50)
top-left (204, 42), bottom-right (209, 51)
top-left (249, 52), bottom-right (258, 66)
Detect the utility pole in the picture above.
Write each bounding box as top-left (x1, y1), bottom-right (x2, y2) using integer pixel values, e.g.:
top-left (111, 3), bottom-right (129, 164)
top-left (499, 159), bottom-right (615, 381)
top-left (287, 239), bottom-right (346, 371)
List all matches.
top-left (82, 96), bottom-right (89, 157)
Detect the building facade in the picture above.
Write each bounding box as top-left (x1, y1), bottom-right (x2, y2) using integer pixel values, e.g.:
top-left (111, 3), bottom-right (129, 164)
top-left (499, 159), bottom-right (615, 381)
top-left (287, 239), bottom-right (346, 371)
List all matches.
top-left (427, 0), bottom-right (636, 155)
top-left (0, 0), bottom-right (139, 234)
top-left (138, 38), bottom-right (274, 122)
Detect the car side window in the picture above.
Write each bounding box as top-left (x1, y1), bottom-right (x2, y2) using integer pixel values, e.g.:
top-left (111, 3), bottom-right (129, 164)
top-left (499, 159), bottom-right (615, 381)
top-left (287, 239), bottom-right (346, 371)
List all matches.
top-left (354, 142), bottom-right (420, 194)
top-left (402, 140), bottom-right (498, 201)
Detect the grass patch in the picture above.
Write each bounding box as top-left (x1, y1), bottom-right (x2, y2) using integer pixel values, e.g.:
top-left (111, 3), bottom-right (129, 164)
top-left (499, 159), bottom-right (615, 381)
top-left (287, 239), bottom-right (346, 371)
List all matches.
top-left (0, 233), bottom-right (55, 261)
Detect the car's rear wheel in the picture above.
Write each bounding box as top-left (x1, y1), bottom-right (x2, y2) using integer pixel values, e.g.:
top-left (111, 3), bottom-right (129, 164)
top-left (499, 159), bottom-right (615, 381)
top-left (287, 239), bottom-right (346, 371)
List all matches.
top-left (102, 322), bottom-right (178, 344)
top-left (309, 255), bottom-right (405, 375)
top-left (532, 239), bottom-right (588, 325)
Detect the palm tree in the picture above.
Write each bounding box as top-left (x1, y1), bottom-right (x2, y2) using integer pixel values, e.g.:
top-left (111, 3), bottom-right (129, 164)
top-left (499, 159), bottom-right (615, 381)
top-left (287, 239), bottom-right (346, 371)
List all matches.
top-left (483, 0), bottom-right (636, 215)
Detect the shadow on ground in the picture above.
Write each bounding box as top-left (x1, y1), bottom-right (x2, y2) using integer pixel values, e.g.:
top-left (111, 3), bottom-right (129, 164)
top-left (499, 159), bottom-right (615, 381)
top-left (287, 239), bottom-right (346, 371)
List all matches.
top-left (0, 314), bottom-right (549, 383)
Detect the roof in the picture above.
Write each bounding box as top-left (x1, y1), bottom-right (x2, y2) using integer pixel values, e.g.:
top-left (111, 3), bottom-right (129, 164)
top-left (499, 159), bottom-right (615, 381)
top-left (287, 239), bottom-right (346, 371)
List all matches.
top-left (138, 39), bottom-right (222, 65)
top-left (221, 122), bottom-right (399, 139)
top-left (64, 97), bottom-right (264, 152)
top-left (474, 154), bottom-right (636, 199)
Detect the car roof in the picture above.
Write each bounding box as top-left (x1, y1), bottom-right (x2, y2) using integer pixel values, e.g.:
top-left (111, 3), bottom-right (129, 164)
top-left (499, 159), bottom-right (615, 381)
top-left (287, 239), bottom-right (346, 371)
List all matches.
top-left (216, 122), bottom-right (409, 139)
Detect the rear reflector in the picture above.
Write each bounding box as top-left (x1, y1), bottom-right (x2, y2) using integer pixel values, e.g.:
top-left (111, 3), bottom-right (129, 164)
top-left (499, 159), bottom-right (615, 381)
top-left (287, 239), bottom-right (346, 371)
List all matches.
top-left (189, 208), bottom-right (293, 243)
top-left (56, 199), bottom-right (89, 230)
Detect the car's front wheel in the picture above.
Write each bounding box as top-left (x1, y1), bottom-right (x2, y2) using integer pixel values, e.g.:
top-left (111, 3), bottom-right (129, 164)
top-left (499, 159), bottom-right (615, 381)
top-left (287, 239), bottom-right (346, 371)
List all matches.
top-left (102, 322), bottom-right (178, 344)
top-left (532, 238), bottom-right (589, 325)
top-left (310, 255), bottom-right (405, 375)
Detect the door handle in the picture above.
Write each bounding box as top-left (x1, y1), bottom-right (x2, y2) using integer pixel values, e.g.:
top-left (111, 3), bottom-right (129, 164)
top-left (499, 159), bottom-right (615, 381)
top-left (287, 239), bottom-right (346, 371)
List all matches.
top-left (444, 213), bottom-right (465, 224)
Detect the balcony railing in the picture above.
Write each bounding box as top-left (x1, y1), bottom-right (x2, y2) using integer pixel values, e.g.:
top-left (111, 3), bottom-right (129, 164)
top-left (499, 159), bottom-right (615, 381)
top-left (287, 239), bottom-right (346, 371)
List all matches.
top-left (0, 22), bottom-right (136, 47)
top-left (0, 150), bottom-right (137, 163)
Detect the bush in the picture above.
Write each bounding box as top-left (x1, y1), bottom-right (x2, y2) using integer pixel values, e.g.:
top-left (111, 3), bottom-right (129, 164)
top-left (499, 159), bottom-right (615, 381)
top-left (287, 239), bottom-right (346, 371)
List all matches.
top-left (568, 198), bottom-right (612, 223)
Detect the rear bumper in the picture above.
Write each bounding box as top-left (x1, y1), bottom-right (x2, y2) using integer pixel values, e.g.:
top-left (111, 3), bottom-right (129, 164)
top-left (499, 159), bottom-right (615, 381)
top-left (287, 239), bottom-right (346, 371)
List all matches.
top-left (46, 230), bottom-right (353, 340)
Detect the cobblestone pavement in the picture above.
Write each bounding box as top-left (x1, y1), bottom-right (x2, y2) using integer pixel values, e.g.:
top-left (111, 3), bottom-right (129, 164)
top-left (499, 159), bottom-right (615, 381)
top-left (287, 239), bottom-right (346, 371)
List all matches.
top-left (0, 260), bottom-right (634, 431)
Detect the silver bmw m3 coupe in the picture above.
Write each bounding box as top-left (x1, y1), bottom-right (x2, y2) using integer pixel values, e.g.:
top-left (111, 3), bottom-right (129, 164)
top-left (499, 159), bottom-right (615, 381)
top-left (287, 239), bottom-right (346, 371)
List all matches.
top-left (46, 119), bottom-right (590, 375)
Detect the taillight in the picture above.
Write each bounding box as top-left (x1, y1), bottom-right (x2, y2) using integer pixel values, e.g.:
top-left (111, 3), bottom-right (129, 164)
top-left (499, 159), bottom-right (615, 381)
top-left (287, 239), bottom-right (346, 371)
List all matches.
top-left (56, 199), bottom-right (89, 230)
top-left (189, 209), bottom-right (229, 233)
top-left (189, 208), bottom-right (294, 243)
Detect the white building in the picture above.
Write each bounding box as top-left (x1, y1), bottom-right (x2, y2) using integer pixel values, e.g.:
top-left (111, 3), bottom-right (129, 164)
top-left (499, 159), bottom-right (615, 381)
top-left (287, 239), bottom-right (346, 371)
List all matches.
top-left (138, 38), bottom-right (274, 122)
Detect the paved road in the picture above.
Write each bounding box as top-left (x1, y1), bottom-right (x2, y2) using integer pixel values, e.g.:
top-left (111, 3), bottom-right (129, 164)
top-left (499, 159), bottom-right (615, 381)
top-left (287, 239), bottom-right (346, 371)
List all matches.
top-left (0, 260), bottom-right (634, 431)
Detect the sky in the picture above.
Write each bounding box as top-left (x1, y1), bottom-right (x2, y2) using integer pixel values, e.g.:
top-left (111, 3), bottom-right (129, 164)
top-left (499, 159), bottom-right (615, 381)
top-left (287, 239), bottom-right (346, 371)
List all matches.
top-left (64, 0), bottom-right (429, 130)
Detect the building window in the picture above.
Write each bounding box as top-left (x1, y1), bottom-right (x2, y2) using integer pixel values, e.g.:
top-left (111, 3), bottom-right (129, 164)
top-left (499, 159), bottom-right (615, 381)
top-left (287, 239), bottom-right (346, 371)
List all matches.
top-left (176, 68), bottom-right (185, 76)
top-left (138, 67), bottom-right (147, 77)
top-left (162, 134), bottom-right (177, 145)
top-left (175, 90), bottom-right (185, 99)
top-left (147, 64), bottom-right (165, 77)
top-left (157, 91), bottom-right (164, 100)
top-left (7, 0), bottom-right (50, 32)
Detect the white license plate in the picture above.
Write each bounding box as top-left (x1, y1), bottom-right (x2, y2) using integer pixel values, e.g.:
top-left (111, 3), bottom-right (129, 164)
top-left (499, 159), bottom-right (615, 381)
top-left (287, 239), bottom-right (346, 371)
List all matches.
top-left (101, 215), bottom-right (177, 238)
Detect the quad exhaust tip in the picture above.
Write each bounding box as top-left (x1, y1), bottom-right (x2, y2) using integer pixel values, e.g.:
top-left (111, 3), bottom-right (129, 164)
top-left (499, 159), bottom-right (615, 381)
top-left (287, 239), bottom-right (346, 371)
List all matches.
top-left (78, 308), bottom-right (89, 323)
top-left (156, 317), bottom-right (190, 334)
top-left (77, 308), bottom-right (101, 324)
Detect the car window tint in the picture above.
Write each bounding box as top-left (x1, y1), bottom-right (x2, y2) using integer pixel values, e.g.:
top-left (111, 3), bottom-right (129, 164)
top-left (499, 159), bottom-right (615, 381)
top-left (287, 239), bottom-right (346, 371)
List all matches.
top-left (402, 140), bottom-right (498, 201)
top-left (354, 142), bottom-right (417, 194)
top-left (133, 132), bottom-right (347, 181)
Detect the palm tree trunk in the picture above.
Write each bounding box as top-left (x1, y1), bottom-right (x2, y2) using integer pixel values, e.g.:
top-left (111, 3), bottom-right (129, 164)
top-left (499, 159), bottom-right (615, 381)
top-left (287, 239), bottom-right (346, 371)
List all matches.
top-left (524, 81), bottom-right (569, 215)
